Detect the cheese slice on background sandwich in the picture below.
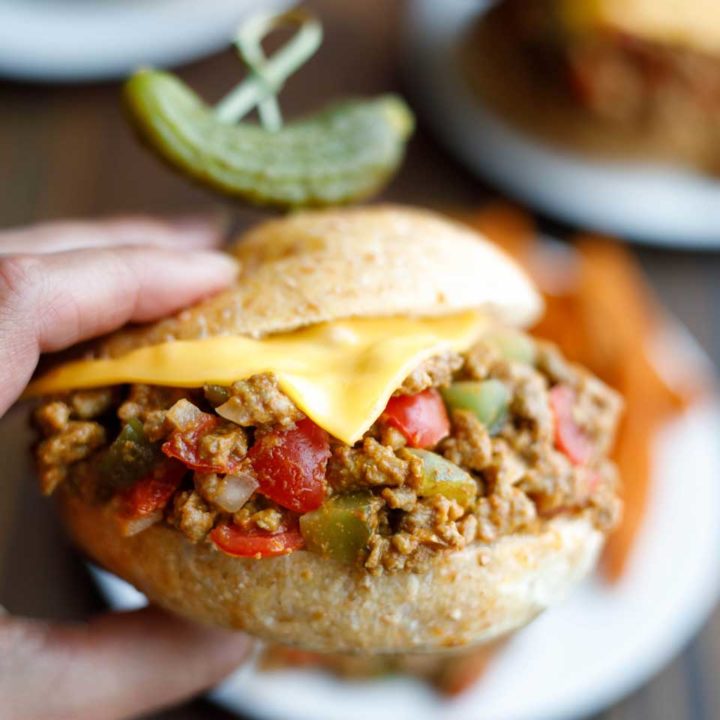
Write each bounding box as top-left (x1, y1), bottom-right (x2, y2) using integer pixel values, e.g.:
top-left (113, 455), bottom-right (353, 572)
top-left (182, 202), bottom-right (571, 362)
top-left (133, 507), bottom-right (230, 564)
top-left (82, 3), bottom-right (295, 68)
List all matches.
top-left (559, 0), bottom-right (720, 55)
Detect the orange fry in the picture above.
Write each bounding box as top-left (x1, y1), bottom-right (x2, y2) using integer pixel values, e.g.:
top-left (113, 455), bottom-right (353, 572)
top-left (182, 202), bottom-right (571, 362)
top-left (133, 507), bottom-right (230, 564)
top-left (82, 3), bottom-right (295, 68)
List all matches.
top-left (575, 235), bottom-right (692, 410)
top-left (437, 642), bottom-right (504, 696)
top-left (573, 235), bottom-right (697, 580)
top-left (532, 293), bottom-right (588, 363)
top-left (602, 352), bottom-right (663, 580)
top-left (455, 201), bottom-right (536, 262)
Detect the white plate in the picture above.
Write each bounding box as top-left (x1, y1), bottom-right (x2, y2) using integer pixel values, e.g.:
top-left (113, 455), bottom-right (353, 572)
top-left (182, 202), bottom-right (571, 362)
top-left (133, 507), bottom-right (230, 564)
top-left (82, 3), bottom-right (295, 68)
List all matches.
top-left (0, 0), bottom-right (290, 83)
top-left (403, 0), bottom-right (720, 248)
top-left (93, 329), bottom-right (720, 720)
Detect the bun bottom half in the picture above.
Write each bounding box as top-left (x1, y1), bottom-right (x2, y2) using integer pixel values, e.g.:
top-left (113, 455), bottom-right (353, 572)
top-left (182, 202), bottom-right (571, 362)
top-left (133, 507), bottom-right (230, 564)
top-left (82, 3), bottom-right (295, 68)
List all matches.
top-left (58, 487), bottom-right (603, 653)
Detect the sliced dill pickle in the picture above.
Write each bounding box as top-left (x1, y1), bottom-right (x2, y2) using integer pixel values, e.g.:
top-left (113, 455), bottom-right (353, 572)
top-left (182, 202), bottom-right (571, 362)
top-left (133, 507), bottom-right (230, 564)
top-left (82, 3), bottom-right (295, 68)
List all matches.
top-left (408, 449), bottom-right (478, 506)
top-left (299, 492), bottom-right (376, 564)
top-left (124, 70), bottom-right (414, 208)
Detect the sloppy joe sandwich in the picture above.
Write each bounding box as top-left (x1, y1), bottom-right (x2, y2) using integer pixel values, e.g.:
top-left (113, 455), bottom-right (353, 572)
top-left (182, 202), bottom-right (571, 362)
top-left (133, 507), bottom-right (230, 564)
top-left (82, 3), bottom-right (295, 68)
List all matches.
top-left (463, 0), bottom-right (720, 173)
top-left (30, 206), bottom-right (622, 653)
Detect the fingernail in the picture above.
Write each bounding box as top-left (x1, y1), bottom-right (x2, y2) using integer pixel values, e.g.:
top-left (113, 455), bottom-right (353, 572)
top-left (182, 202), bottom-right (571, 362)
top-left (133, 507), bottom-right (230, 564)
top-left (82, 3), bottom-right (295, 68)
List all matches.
top-left (216, 634), bottom-right (257, 662)
top-left (189, 250), bottom-right (241, 281)
top-left (167, 214), bottom-right (228, 245)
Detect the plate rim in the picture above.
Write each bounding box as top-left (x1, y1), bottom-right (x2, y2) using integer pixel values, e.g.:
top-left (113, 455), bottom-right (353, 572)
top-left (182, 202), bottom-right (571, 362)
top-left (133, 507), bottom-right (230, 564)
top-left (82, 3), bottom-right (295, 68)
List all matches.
top-left (0, 0), bottom-right (291, 83)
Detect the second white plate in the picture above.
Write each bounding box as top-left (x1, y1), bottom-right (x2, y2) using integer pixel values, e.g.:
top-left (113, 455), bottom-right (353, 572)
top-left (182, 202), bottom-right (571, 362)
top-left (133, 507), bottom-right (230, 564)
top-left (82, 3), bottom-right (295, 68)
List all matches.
top-left (0, 0), bottom-right (290, 83)
top-left (403, 0), bottom-right (720, 248)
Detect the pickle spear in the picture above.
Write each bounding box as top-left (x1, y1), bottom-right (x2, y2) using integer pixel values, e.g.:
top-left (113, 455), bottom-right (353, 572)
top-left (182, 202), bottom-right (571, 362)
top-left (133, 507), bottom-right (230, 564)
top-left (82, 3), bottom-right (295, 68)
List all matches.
top-left (124, 69), bottom-right (414, 208)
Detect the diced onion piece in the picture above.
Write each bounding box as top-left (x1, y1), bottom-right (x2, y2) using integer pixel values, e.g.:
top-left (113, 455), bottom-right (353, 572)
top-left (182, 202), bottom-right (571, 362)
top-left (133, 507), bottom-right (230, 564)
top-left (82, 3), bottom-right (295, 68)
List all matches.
top-left (215, 471), bottom-right (259, 513)
top-left (215, 397), bottom-right (246, 426)
top-left (165, 398), bottom-right (205, 432)
top-left (119, 510), bottom-right (163, 537)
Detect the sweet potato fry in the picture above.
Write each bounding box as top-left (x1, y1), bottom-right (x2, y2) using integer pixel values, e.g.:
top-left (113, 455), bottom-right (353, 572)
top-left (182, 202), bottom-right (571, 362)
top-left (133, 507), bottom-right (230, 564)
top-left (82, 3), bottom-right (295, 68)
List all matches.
top-left (533, 293), bottom-right (589, 363)
top-left (462, 206), bottom-right (592, 345)
top-left (573, 235), bottom-right (697, 580)
top-left (435, 640), bottom-right (505, 696)
top-left (602, 352), bottom-right (662, 580)
top-left (454, 202), bottom-right (535, 262)
top-left (575, 235), bottom-right (692, 411)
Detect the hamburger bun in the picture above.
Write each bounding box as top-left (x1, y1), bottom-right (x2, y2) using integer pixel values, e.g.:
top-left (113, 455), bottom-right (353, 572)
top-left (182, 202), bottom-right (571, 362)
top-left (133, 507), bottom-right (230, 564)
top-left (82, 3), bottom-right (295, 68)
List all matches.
top-left (59, 486), bottom-right (602, 653)
top-left (51, 205), bottom-right (610, 653)
top-left (99, 206), bottom-right (542, 357)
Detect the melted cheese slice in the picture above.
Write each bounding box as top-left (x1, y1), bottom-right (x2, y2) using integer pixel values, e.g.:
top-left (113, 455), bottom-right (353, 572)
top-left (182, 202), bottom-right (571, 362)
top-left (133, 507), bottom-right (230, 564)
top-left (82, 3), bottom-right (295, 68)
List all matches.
top-left (27, 312), bottom-right (488, 445)
top-left (560, 0), bottom-right (720, 55)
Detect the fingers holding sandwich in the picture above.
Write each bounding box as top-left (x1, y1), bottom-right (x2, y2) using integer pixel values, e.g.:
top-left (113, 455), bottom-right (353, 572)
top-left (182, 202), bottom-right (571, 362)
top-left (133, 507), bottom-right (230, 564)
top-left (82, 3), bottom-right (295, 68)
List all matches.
top-left (0, 215), bottom-right (228, 255)
top-left (0, 243), bottom-right (238, 416)
top-left (0, 606), bottom-right (250, 720)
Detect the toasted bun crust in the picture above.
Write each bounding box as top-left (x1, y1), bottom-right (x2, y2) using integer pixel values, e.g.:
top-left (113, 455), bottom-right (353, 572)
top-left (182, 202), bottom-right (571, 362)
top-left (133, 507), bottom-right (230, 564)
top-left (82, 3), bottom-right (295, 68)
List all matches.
top-left (59, 488), bottom-right (602, 653)
top-left (100, 206), bottom-right (542, 358)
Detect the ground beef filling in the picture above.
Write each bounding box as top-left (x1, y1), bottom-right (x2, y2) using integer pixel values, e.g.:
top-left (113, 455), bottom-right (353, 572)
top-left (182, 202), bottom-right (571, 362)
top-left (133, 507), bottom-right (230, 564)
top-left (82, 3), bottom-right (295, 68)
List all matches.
top-left (34, 334), bottom-right (622, 574)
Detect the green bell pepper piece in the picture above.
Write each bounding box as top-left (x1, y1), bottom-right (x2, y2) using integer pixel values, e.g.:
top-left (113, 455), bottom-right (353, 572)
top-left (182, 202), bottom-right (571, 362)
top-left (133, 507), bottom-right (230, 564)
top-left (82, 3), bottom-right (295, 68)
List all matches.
top-left (204, 385), bottom-right (231, 406)
top-left (485, 329), bottom-right (536, 365)
top-left (98, 418), bottom-right (157, 490)
top-left (299, 492), bottom-right (376, 564)
top-left (408, 449), bottom-right (478, 506)
top-left (441, 380), bottom-right (510, 435)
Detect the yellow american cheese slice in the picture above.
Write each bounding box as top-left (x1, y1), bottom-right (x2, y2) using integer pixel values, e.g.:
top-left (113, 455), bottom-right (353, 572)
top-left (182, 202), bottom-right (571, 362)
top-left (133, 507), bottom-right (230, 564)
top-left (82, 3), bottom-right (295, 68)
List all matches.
top-left (560, 0), bottom-right (720, 55)
top-left (27, 312), bottom-right (488, 445)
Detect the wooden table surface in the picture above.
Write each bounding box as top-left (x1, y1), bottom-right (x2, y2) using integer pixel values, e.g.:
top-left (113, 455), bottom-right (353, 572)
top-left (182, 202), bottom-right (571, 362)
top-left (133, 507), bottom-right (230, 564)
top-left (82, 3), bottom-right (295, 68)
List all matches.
top-left (1, 2), bottom-right (719, 718)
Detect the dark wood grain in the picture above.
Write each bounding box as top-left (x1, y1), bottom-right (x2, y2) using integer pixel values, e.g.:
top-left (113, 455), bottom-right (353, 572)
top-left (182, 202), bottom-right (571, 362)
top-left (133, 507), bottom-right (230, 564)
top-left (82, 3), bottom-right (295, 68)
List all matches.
top-left (0, 1), bottom-right (718, 719)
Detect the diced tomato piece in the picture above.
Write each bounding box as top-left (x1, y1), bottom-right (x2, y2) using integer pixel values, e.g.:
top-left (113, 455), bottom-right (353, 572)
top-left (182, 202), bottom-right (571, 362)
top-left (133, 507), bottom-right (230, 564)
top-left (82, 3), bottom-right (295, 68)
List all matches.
top-left (249, 418), bottom-right (330, 513)
top-left (210, 522), bottom-right (305, 558)
top-left (119, 460), bottom-right (187, 518)
top-left (162, 412), bottom-right (244, 474)
top-left (549, 384), bottom-right (594, 465)
top-left (162, 412), bottom-right (217, 470)
top-left (382, 388), bottom-right (450, 448)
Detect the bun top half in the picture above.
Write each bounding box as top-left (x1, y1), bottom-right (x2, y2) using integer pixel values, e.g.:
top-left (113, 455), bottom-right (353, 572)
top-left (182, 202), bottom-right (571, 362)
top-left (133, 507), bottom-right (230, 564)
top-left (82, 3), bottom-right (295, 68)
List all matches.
top-left (100, 206), bottom-right (542, 358)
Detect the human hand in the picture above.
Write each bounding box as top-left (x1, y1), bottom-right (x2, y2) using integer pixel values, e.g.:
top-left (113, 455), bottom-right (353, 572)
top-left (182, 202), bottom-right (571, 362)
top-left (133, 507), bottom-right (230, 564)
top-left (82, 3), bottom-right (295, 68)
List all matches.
top-left (0, 216), bottom-right (250, 720)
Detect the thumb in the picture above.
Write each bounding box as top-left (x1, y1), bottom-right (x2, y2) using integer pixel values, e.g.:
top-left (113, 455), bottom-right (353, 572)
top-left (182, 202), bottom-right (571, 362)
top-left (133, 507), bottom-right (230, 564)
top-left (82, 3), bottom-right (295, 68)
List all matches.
top-left (0, 245), bottom-right (239, 416)
top-left (0, 606), bottom-right (251, 720)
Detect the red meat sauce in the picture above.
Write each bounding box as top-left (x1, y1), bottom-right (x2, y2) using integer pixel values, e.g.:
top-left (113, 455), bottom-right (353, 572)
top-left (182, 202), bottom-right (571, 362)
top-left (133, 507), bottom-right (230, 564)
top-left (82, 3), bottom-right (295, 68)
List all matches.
top-left (33, 334), bottom-right (622, 574)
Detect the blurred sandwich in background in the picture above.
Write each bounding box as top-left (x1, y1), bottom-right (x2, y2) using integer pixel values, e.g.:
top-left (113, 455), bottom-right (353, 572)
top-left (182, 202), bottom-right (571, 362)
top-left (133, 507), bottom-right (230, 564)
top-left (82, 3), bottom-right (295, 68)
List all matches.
top-left (462, 0), bottom-right (720, 172)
